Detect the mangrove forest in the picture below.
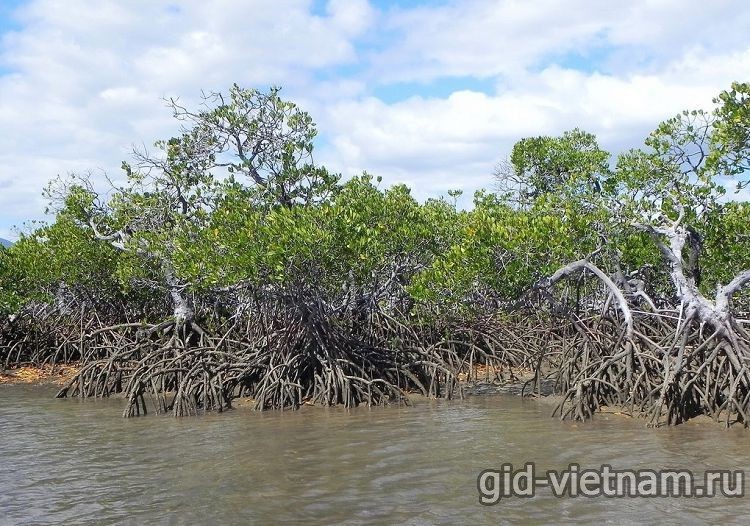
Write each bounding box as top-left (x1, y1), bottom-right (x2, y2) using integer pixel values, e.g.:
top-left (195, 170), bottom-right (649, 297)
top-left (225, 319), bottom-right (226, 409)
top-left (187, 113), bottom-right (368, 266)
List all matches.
top-left (2, 82), bottom-right (750, 427)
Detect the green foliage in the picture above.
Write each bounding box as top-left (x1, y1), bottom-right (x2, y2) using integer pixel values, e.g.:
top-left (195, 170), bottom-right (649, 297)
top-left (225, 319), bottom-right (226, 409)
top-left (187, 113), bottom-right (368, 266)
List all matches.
top-left (0, 246), bottom-right (23, 314)
top-left (709, 81), bottom-right (750, 184)
top-left (505, 128), bottom-right (611, 203)
top-left (2, 81), bottom-right (750, 324)
top-left (702, 201), bottom-right (750, 293)
top-left (0, 216), bottom-right (120, 312)
top-left (179, 84), bottom-right (340, 207)
top-left (410, 187), bottom-right (604, 308)
top-left (180, 174), bottom-right (462, 302)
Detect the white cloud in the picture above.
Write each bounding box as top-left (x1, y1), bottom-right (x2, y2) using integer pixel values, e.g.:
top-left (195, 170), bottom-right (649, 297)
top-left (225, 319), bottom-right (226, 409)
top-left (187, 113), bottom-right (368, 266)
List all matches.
top-left (319, 48), bottom-right (750, 201)
top-left (369, 0), bottom-right (750, 82)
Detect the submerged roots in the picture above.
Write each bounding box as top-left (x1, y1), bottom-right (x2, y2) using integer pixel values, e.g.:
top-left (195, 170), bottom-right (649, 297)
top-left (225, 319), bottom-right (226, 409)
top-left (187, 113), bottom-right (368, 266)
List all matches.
top-left (44, 296), bottom-right (529, 417)
top-left (542, 313), bottom-right (750, 427)
top-left (5, 290), bottom-right (750, 427)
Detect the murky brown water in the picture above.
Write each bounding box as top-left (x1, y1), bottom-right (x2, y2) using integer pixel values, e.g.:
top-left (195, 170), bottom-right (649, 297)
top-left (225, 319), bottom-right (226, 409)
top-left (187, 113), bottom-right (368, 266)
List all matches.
top-left (1, 385), bottom-right (749, 525)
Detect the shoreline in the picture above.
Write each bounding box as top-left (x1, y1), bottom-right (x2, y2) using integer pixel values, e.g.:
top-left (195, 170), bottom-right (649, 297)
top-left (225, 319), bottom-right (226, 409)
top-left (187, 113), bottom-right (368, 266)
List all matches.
top-left (0, 363), bottom-right (80, 386)
top-left (0, 364), bottom-right (734, 428)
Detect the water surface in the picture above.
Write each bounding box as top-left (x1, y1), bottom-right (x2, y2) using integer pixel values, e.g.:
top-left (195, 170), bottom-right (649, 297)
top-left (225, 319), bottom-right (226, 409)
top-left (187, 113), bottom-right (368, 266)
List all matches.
top-left (1, 385), bottom-right (748, 525)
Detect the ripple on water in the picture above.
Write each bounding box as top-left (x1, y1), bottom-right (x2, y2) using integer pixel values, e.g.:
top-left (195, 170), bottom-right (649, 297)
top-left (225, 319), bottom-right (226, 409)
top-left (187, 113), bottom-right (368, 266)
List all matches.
top-left (1, 386), bottom-right (749, 525)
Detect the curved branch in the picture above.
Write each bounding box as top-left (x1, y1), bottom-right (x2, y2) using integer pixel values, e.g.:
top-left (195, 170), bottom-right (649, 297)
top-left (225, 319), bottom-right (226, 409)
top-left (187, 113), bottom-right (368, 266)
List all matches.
top-left (717, 270), bottom-right (750, 315)
top-left (88, 220), bottom-right (126, 251)
top-left (544, 259), bottom-right (633, 338)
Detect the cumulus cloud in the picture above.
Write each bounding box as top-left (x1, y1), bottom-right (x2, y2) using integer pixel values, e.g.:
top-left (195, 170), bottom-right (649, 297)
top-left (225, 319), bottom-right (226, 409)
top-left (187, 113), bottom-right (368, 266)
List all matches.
top-left (368, 0), bottom-right (750, 82)
top-left (319, 47), bottom-right (750, 201)
top-left (0, 0), bottom-right (748, 238)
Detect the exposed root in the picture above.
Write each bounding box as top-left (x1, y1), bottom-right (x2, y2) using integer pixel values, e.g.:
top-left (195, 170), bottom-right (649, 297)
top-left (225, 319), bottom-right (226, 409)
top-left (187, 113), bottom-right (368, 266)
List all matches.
top-left (538, 310), bottom-right (750, 427)
top-left (49, 293), bottom-right (530, 417)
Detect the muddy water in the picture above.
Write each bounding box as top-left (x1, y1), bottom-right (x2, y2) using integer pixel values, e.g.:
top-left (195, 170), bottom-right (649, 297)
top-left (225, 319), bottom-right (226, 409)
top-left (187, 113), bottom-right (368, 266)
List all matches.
top-left (1, 386), bottom-right (748, 525)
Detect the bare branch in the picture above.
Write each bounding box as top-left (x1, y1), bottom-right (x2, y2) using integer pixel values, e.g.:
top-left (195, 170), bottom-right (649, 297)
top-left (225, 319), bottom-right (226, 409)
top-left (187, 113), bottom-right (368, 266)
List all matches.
top-left (543, 259), bottom-right (633, 338)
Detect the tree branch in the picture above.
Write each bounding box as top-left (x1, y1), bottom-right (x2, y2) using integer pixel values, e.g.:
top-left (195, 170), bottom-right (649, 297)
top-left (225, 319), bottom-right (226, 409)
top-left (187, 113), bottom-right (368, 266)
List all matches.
top-left (543, 259), bottom-right (633, 338)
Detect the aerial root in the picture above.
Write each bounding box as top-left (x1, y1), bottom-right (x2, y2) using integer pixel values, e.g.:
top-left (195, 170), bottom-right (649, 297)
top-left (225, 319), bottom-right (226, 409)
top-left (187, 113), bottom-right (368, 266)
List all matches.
top-left (544, 314), bottom-right (750, 427)
top-left (50, 299), bottom-right (530, 417)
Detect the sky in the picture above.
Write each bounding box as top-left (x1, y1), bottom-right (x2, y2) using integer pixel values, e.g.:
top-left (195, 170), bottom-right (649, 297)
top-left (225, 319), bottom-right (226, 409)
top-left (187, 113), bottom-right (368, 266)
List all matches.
top-left (0, 0), bottom-right (749, 240)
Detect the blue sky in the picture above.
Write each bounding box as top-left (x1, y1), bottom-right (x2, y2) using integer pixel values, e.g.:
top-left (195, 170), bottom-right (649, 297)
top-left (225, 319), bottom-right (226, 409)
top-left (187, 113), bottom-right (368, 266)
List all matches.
top-left (0, 0), bottom-right (749, 239)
